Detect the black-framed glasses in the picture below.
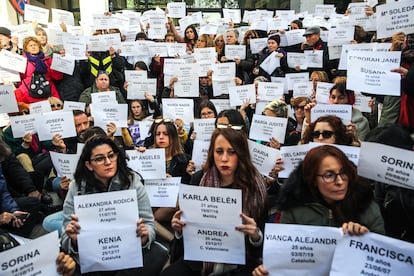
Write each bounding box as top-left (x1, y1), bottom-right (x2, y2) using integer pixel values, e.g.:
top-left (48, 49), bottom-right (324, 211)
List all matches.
top-left (311, 130), bottom-right (334, 139)
top-left (216, 124), bottom-right (243, 130)
top-left (317, 171), bottom-right (348, 183)
top-left (293, 105), bottom-right (305, 111)
top-left (90, 152), bottom-right (118, 164)
top-left (50, 103), bottom-right (62, 109)
top-left (154, 118), bottom-right (173, 124)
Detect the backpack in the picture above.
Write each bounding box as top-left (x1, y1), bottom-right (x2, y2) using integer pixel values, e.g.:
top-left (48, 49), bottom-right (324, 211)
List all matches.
top-left (0, 229), bottom-right (19, 252)
top-left (25, 72), bottom-right (51, 99)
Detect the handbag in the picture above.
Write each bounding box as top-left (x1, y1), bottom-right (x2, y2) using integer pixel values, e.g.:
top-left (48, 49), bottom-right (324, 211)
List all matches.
top-left (0, 229), bottom-right (19, 252)
top-left (25, 72), bottom-right (51, 99)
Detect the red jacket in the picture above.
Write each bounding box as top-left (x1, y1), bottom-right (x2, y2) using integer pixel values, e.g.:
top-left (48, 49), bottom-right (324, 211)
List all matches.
top-left (17, 54), bottom-right (63, 103)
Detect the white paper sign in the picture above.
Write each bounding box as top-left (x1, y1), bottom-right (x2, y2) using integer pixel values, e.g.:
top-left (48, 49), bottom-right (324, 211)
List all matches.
top-left (10, 114), bottom-right (37, 138)
top-left (264, 224), bottom-right (342, 276)
top-left (0, 49), bottom-right (27, 73)
top-left (191, 140), bottom-right (210, 171)
top-left (259, 53), bottom-right (281, 75)
top-left (63, 101), bottom-right (86, 112)
top-left (250, 38), bottom-right (268, 54)
top-left (311, 104), bottom-right (352, 124)
top-left (0, 231), bottom-right (60, 276)
top-left (225, 45), bottom-right (246, 60)
top-left (167, 2), bottom-right (186, 18)
top-left (126, 148), bottom-right (166, 180)
top-left (24, 4), bottom-right (50, 24)
top-left (330, 232), bottom-right (414, 276)
top-left (75, 190), bottom-right (142, 273)
top-left (161, 98), bottom-right (194, 123)
top-left (144, 177), bottom-right (180, 207)
top-left (248, 140), bottom-right (280, 178)
top-left (229, 84), bottom-right (256, 107)
top-left (91, 91), bottom-right (117, 103)
top-left (179, 184), bottom-right (245, 264)
top-left (0, 68), bottom-right (21, 83)
top-left (50, 54), bottom-right (75, 75)
top-left (50, 151), bottom-right (80, 179)
top-left (90, 103), bottom-right (128, 130)
top-left (358, 142), bottom-right (414, 190)
top-left (35, 111), bottom-right (76, 141)
top-left (0, 84), bottom-right (18, 113)
top-left (327, 27), bottom-right (354, 46)
top-left (249, 114), bottom-right (288, 144)
top-left (193, 118), bottom-right (216, 141)
top-left (279, 144), bottom-right (310, 178)
top-left (376, 1), bottom-right (414, 39)
top-left (30, 100), bottom-right (52, 115)
top-left (287, 52), bottom-right (307, 70)
top-left (257, 82), bottom-right (284, 102)
top-left (52, 8), bottom-right (75, 26)
top-left (347, 51), bottom-right (401, 96)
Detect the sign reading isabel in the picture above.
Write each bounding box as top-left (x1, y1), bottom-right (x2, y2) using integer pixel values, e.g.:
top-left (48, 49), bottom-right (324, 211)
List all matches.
top-left (330, 232), bottom-right (414, 276)
top-left (358, 142), bottom-right (414, 190)
top-left (75, 190), bottom-right (142, 273)
top-left (263, 224), bottom-right (342, 276)
top-left (179, 184), bottom-right (245, 264)
top-left (346, 51), bottom-right (401, 96)
top-left (0, 231), bottom-right (60, 276)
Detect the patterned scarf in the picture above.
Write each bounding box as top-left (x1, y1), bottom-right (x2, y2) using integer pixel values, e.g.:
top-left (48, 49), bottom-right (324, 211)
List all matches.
top-left (25, 52), bottom-right (48, 74)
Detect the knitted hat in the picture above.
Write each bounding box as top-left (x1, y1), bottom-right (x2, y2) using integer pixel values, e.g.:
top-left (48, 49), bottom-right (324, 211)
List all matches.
top-left (268, 34), bottom-right (280, 45)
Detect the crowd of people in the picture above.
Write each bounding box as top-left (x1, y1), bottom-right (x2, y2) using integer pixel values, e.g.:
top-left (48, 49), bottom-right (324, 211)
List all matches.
top-left (0, 2), bottom-right (413, 275)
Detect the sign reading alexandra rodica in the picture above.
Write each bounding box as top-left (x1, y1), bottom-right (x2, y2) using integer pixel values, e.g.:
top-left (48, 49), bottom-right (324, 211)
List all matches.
top-left (179, 184), bottom-right (245, 265)
top-left (74, 189), bottom-right (142, 273)
top-left (330, 232), bottom-right (414, 276)
top-left (263, 224), bottom-right (342, 276)
top-left (358, 142), bottom-right (414, 190)
top-left (0, 231), bottom-right (60, 276)
top-left (346, 51), bottom-right (401, 96)
top-left (376, 1), bottom-right (414, 39)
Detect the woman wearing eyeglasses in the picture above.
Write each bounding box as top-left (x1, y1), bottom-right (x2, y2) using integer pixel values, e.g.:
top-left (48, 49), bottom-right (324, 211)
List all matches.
top-left (162, 127), bottom-right (267, 276)
top-left (61, 135), bottom-right (167, 274)
top-left (252, 145), bottom-right (384, 276)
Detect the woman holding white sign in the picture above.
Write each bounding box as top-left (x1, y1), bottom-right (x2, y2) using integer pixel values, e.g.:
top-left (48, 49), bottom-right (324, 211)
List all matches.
top-left (252, 145), bottom-right (385, 276)
top-left (163, 127), bottom-right (267, 276)
top-left (61, 135), bottom-right (167, 274)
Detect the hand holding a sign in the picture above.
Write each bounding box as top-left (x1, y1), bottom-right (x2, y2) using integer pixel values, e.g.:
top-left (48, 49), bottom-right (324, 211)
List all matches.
top-left (235, 213), bottom-right (262, 243)
top-left (137, 218), bottom-right (150, 246)
top-left (52, 133), bottom-right (67, 152)
top-left (171, 210), bottom-right (186, 236)
top-left (342, 221), bottom-right (369, 236)
top-left (56, 252), bottom-right (76, 276)
top-left (106, 122), bottom-right (117, 137)
top-left (304, 102), bottom-right (316, 124)
top-left (65, 214), bottom-right (80, 244)
top-left (252, 264), bottom-right (269, 276)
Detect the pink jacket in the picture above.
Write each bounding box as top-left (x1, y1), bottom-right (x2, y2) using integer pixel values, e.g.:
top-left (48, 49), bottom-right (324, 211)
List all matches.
top-left (17, 54), bottom-right (63, 103)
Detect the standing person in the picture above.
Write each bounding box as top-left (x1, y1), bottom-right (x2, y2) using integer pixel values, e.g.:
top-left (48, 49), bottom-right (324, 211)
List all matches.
top-left (252, 145), bottom-right (385, 276)
top-left (253, 35), bottom-right (288, 80)
top-left (167, 20), bottom-right (198, 53)
top-left (16, 36), bottom-right (62, 103)
top-left (162, 127), bottom-right (267, 276)
top-left (61, 135), bottom-right (167, 274)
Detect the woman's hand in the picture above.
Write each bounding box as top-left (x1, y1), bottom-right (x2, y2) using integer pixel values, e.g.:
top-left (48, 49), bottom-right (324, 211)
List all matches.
top-left (52, 133), bottom-right (66, 151)
top-left (135, 146), bottom-right (146, 152)
top-left (190, 131), bottom-right (197, 141)
top-left (56, 252), bottom-right (76, 276)
top-left (268, 137), bottom-right (281, 149)
top-left (235, 213), bottom-right (260, 242)
top-left (136, 218), bottom-right (149, 245)
top-left (186, 160), bottom-right (195, 175)
top-left (171, 210), bottom-right (186, 235)
top-left (65, 214), bottom-right (80, 244)
top-left (270, 157), bottom-right (284, 177)
top-left (342, 222), bottom-right (369, 236)
top-left (123, 81), bottom-right (129, 91)
top-left (60, 176), bottom-right (71, 191)
top-left (252, 264), bottom-right (269, 276)
top-left (153, 54), bottom-right (161, 63)
top-left (22, 133), bottom-right (33, 144)
top-left (0, 211), bottom-right (25, 227)
top-left (106, 122), bottom-right (117, 137)
top-left (144, 92), bottom-right (155, 103)
top-left (304, 102), bottom-right (316, 124)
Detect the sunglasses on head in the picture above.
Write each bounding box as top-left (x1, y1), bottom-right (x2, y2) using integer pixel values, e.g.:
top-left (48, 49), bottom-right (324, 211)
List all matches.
top-left (216, 124), bottom-right (243, 130)
top-left (154, 118), bottom-right (174, 124)
top-left (311, 130), bottom-right (334, 139)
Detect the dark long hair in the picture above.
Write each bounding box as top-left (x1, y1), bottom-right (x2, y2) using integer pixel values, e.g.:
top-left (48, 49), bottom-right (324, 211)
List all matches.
top-left (204, 128), bottom-right (267, 220)
top-left (152, 120), bottom-right (183, 157)
top-left (74, 135), bottom-right (132, 193)
top-left (198, 100), bottom-right (218, 118)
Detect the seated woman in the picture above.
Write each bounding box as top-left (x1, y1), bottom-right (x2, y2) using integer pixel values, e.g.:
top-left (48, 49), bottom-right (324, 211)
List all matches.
top-left (61, 135), bottom-right (167, 274)
top-left (78, 70), bottom-right (126, 105)
top-left (162, 127), bottom-right (267, 276)
top-left (252, 145), bottom-right (385, 276)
